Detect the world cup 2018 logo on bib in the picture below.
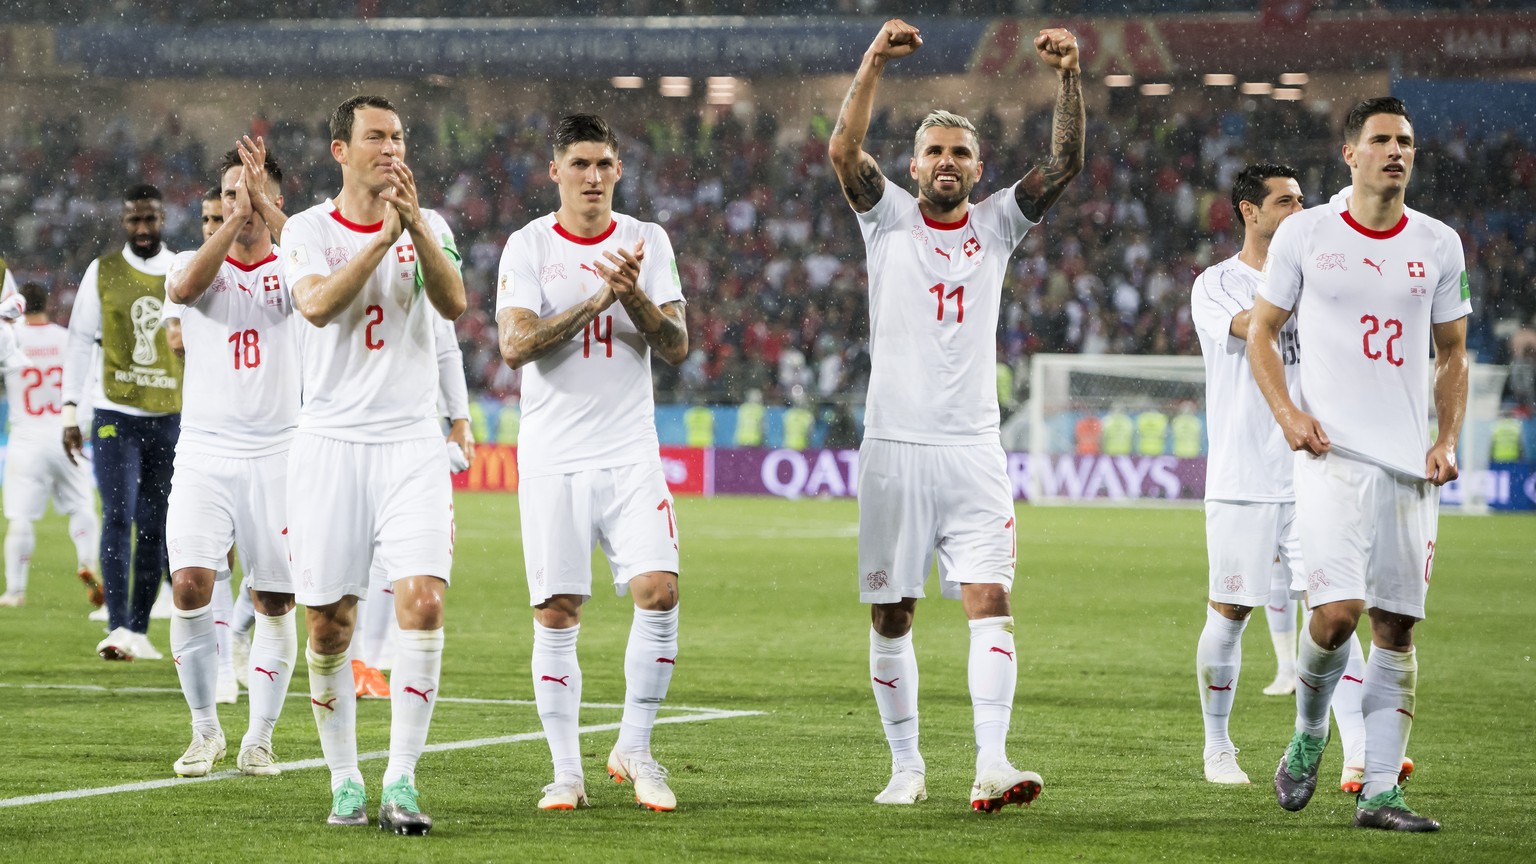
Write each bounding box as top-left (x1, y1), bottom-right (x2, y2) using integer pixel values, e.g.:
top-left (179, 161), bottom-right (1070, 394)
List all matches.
top-left (865, 570), bottom-right (889, 591)
top-left (129, 295), bottom-right (162, 365)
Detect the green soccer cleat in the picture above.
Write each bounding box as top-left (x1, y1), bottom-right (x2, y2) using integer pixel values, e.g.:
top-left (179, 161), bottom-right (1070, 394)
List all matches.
top-left (1274, 730), bottom-right (1328, 812)
top-left (327, 779), bottom-right (368, 827)
top-left (379, 777), bottom-right (433, 836)
top-left (1354, 785), bottom-right (1440, 832)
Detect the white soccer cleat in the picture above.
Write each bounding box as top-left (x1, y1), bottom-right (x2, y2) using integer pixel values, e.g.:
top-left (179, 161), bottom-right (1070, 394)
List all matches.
top-left (150, 589), bottom-right (173, 620)
top-left (0, 592), bottom-right (24, 607)
top-left (970, 763), bottom-right (1043, 813)
top-left (131, 632), bottom-right (164, 660)
top-left (237, 743), bottom-right (281, 776)
top-left (97, 627), bottom-right (137, 661)
top-left (1204, 750), bottom-right (1251, 785)
top-left (231, 633), bottom-right (251, 688)
top-left (88, 607), bottom-right (108, 622)
top-left (1262, 670), bottom-right (1297, 696)
top-left (537, 776), bottom-right (589, 811)
top-left (874, 768), bottom-right (928, 804)
top-left (216, 672), bottom-right (239, 705)
top-left (607, 749), bottom-right (677, 812)
top-left (173, 731), bottom-right (226, 777)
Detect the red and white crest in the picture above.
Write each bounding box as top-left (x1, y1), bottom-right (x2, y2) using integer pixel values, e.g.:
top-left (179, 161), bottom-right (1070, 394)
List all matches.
top-left (396, 244), bottom-right (416, 264)
top-left (262, 274), bottom-right (281, 292)
top-left (963, 237), bottom-right (982, 258)
top-left (1407, 261), bottom-right (1425, 278)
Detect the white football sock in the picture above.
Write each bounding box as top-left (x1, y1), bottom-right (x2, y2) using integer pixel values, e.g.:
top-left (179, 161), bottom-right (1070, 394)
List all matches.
top-left (384, 628), bottom-right (443, 786)
top-left (170, 603), bottom-right (220, 736)
top-left (212, 573), bottom-right (234, 680)
top-left (1361, 645), bottom-right (1417, 799)
top-left (533, 621), bottom-right (583, 780)
top-left (307, 646), bottom-right (362, 790)
top-left (1196, 605), bottom-right (1247, 757)
top-left (4, 519), bottom-right (34, 596)
top-left (1264, 579), bottom-right (1296, 675)
top-left (968, 616), bottom-right (1018, 774)
top-left (1331, 634), bottom-right (1368, 768)
top-left (242, 609), bottom-right (296, 750)
top-left (231, 577), bottom-right (256, 642)
top-left (359, 578), bottom-right (395, 669)
top-left (1295, 628), bottom-right (1350, 736)
top-left (615, 606), bottom-right (678, 758)
top-left (870, 628), bottom-right (922, 773)
top-left (68, 511), bottom-right (98, 572)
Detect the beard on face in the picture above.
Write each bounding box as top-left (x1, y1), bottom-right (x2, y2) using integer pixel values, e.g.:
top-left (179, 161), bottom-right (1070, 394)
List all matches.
top-left (920, 175), bottom-right (972, 211)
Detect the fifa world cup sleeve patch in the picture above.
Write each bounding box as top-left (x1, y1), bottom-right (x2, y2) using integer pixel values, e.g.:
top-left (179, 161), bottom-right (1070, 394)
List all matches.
top-left (288, 246), bottom-right (309, 266)
top-left (1460, 271), bottom-right (1470, 301)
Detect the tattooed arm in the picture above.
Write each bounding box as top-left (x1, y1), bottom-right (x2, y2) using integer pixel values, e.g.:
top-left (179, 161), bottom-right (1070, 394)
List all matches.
top-left (497, 283), bottom-right (616, 370)
top-left (594, 241), bottom-right (690, 366)
top-left (1015, 28), bottom-right (1085, 223)
top-left (829, 19), bottom-right (921, 213)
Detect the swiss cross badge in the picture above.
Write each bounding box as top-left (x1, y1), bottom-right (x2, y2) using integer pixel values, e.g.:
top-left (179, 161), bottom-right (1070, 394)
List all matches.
top-left (262, 274), bottom-right (280, 292)
top-left (396, 244), bottom-right (416, 264)
top-left (1407, 261), bottom-right (1425, 278)
top-left (963, 237), bottom-right (981, 258)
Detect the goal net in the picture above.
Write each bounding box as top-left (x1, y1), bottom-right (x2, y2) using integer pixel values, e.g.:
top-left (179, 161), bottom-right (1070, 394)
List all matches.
top-left (1023, 354), bottom-right (1506, 513)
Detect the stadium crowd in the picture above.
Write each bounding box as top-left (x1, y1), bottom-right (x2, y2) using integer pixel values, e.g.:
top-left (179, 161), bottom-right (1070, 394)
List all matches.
top-left (0, 93), bottom-right (1532, 409)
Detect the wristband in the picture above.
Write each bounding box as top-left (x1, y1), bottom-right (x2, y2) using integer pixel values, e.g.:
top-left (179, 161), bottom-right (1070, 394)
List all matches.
top-left (62, 404), bottom-right (78, 428)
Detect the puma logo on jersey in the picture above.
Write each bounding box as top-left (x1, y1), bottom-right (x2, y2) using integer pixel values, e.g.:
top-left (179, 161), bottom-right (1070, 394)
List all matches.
top-left (1363, 257), bottom-right (1385, 275)
top-left (934, 247), bottom-right (951, 261)
top-left (579, 263), bottom-right (599, 277)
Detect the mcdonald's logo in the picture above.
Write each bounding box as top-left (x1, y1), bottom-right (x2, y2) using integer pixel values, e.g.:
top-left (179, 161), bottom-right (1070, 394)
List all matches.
top-left (466, 444), bottom-right (519, 492)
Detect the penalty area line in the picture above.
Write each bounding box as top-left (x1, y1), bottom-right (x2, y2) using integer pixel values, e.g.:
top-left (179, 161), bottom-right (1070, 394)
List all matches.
top-left (0, 682), bottom-right (763, 809)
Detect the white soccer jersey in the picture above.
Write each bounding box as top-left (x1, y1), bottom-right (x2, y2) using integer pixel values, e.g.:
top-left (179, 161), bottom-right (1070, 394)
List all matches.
top-left (1260, 189), bottom-right (1471, 478)
top-left (3, 322), bottom-right (68, 443)
top-left (857, 182), bottom-right (1036, 445)
top-left (282, 201), bottom-right (456, 443)
top-left (1191, 256), bottom-right (1299, 501)
top-left (166, 249), bottom-right (299, 457)
top-left (496, 213), bottom-right (684, 477)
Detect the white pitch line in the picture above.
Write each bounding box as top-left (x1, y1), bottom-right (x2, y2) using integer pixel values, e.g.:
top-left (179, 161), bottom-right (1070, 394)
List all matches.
top-left (0, 683), bottom-right (763, 810)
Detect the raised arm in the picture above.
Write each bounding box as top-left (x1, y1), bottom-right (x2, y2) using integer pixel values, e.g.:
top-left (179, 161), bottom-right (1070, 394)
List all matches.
top-left (594, 240), bottom-right (689, 367)
top-left (828, 19), bottom-right (921, 213)
top-left (1426, 317), bottom-right (1469, 485)
top-left (238, 135), bottom-right (288, 244)
top-left (387, 160), bottom-right (466, 321)
top-left (1247, 295), bottom-right (1328, 456)
top-left (290, 217), bottom-right (396, 327)
top-left (1014, 28), bottom-right (1084, 223)
top-left (167, 172), bottom-right (252, 305)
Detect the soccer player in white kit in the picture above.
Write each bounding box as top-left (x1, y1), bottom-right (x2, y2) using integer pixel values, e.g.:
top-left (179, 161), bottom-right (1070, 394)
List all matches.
top-left (828, 19), bottom-right (1083, 812)
top-left (1251, 97), bottom-right (1469, 832)
top-left (282, 95), bottom-right (466, 835)
top-left (1189, 164), bottom-right (1305, 785)
top-left (496, 114), bottom-right (687, 813)
top-left (163, 142), bottom-right (300, 779)
top-left (0, 283), bottom-right (101, 608)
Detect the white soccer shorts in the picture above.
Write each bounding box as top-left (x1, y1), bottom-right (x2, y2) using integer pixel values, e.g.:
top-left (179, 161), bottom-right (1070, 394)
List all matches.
top-left (518, 461), bottom-right (679, 606)
top-left (2, 436), bottom-right (95, 521)
top-left (1204, 499), bottom-right (1303, 608)
top-left (287, 433), bottom-right (453, 607)
top-left (857, 438), bottom-right (1017, 604)
top-left (167, 449), bottom-right (291, 591)
top-left (1294, 449), bottom-right (1439, 619)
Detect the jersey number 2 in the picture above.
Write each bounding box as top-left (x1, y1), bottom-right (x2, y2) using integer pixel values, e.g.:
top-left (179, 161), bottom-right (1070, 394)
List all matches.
top-left (929, 283), bottom-right (965, 323)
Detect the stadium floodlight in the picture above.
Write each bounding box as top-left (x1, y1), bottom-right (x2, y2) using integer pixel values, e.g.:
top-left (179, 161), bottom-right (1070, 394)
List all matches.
top-left (1203, 74), bottom-right (1237, 86)
top-left (1139, 83), bottom-right (1172, 96)
top-left (1273, 88), bottom-right (1304, 101)
top-left (1105, 74), bottom-right (1134, 87)
top-left (707, 76), bottom-right (736, 105)
top-left (611, 76), bottom-right (645, 89)
top-left (1279, 72), bottom-right (1309, 85)
top-left (1240, 82), bottom-right (1274, 95)
top-left (659, 77), bottom-right (692, 97)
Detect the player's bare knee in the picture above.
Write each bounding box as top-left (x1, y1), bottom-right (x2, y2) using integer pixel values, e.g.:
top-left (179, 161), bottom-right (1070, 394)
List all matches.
top-left (1210, 601), bottom-right (1253, 621)
top-left (630, 571), bottom-right (679, 612)
top-left (871, 600), bottom-right (915, 638)
top-left (961, 583), bottom-right (1010, 620)
top-left (253, 591), bottom-right (295, 616)
top-left (1367, 608), bottom-right (1417, 652)
top-left (1308, 600), bottom-right (1363, 649)
top-left (535, 595), bottom-right (583, 629)
top-left (305, 602), bottom-right (356, 654)
top-left (170, 567), bottom-right (215, 608)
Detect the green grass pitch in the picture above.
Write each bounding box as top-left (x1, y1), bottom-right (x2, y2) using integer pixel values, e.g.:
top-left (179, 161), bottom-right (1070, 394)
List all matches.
top-left (2, 494), bottom-right (1532, 862)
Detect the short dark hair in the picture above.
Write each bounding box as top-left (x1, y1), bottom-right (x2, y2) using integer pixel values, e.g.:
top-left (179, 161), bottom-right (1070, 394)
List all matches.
top-left (1344, 97), bottom-right (1412, 144)
top-left (203, 185), bottom-right (222, 203)
top-left (553, 113), bottom-right (619, 157)
top-left (330, 95), bottom-right (397, 143)
top-left (17, 282), bottom-right (47, 315)
top-left (124, 183), bottom-right (162, 204)
top-left (1231, 163), bottom-right (1299, 223)
top-left (218, 148), bottom-right (284, 186)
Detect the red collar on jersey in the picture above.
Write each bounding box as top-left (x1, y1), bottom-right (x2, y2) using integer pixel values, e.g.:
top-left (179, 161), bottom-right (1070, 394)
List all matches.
top-left (328, 207), bottom-right (384, 234)
top-left (922, 211), bottom-right (970, 231)
top-left (1340, 209), bottom-right (1408, 240)
top-left (553, 219), bottom-right (618, 245)
top-left (225, 252), bottom-right (279, 272)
